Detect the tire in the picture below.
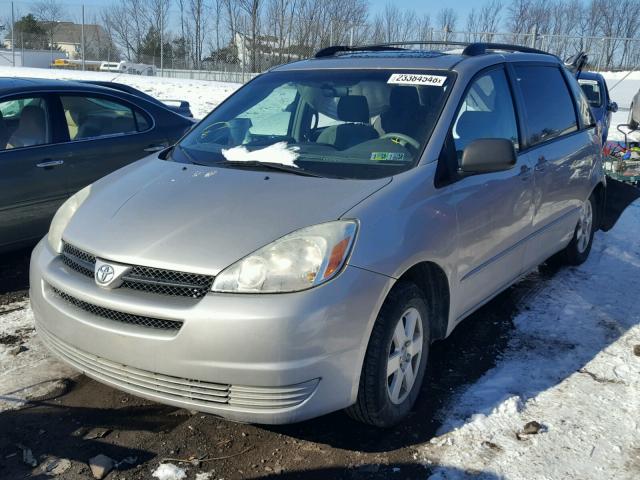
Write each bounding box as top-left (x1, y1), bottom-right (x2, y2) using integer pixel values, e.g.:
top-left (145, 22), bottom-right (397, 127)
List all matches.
top-left (558, 194), bottom-right (597, 266)
top-left (346, 281), bottom-right (430, 427)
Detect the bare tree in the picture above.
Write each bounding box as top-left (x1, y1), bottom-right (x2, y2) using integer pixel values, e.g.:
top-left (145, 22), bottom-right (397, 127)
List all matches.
top-left (437, 7), bottom-right (458, 40)
top-left (33, 0), bottom-right (63, 54)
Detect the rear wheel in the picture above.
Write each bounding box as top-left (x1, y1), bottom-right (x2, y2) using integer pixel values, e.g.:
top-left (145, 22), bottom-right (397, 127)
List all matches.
top-left (558, 195), bottom-right (596, 266)
top-left (346, 281), bottom-right (430, 427)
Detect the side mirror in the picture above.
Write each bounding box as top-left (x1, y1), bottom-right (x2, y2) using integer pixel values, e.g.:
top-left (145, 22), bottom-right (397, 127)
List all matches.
top-left (460, 138), bottom-right (517, 175)
top-left (607, 102), bottom-right (618, 113)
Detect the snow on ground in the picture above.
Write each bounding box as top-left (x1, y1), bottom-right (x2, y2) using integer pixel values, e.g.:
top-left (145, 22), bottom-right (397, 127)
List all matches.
top-left (0, 66), bottom-right (240, 119)
top-left (0, 300), bottom-right (76, 412)
top-left (422, 201), bottom-right (640, 479)
top-left (602, 71), bottom-right (640, 143)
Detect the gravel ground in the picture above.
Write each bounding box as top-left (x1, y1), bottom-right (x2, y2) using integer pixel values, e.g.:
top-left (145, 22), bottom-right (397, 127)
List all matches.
top-left (0, 180), bottom-right (637, 480)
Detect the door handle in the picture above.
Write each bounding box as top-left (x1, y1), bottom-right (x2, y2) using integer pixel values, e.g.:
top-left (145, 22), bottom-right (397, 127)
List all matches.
top-left (144, 144), bottom-right (167, 153)
top-left (534, 156), bottom-right (547, 172)
top-left (519, 165), bottom-right (532, 181)
top-left (36, 159), bottom-right (64, 168)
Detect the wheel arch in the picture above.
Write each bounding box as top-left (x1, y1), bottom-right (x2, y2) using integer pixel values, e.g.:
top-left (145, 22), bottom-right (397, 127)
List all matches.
top-left (394, 261), bottom-right (451, 342)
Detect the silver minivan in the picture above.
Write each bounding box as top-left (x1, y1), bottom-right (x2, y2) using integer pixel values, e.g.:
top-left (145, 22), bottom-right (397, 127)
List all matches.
top-left (31, 43), bottom-right (605, 427)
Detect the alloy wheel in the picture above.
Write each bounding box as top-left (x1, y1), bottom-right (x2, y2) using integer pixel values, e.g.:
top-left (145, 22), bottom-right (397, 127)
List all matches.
top-left (386, 307), bottom-right (423, 405)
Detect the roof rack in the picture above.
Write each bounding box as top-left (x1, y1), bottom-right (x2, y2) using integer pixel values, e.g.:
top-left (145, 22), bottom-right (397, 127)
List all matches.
top-left (314, 41), bottom-right (552, 58)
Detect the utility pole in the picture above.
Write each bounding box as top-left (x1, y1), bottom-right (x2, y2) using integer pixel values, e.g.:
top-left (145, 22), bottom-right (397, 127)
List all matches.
top-left (11, 2), bottom-right (15, 67)
top-left (81, 5), bottom-right (85, 70)
top-left (160, 7), bottom-right (164, 76)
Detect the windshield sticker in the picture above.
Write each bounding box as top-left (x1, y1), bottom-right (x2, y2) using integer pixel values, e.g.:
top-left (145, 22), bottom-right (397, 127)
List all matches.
top-left (371, 152), bottom-right (406, 162)
top-left (388, 73), bottom-right (447, 87)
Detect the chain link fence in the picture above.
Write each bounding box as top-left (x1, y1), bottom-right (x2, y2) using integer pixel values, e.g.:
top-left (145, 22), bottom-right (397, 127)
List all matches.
top-left (1, 2), bottom-right (639, 84)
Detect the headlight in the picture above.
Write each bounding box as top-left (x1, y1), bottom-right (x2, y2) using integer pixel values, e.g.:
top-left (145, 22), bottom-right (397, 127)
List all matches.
top-left (212, 220), bottom-right (358, 293)
top-left (47, 185), bottom-right (91, 253)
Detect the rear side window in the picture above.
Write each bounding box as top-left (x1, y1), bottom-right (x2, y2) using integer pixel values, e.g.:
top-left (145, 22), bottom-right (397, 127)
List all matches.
top-left (513, 65), bottom-right (577, 146)
top-left (578, 79), bottom-right (602, 107)
top-left (60, 95), bottom-right (151, 141)
top-left (0, 97), bottom-right (50, 150)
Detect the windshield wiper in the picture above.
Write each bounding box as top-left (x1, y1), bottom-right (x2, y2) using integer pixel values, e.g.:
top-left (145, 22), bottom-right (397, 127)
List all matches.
top-left (213, 160), bottom-right (325, 178)
top-left (177, 144), bottom-right (199, 164)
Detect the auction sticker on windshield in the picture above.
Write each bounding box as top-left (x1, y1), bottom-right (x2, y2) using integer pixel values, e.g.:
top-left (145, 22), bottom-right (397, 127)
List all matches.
top-left (388, 73), bottom-right (447, 87)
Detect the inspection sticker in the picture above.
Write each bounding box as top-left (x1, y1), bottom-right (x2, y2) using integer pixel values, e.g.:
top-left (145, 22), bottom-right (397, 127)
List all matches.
top-left (388, 73), bottom-right (447, 87)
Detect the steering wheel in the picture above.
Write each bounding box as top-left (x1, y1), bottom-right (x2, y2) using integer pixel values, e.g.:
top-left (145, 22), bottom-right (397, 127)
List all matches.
top-left (199, 121), bottom-right (231, 144)
top-left (380, 132), bottom-right (420, 150)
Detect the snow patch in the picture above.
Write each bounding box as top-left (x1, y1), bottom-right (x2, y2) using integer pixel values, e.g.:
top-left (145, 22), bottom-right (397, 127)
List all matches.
top-left (152, 463), bottom-right (187, 480)
top-left (222, 141), bottom-right (300, 167)
top-left (423, 201), bottom-right (640, 480)
top-left (0, 301), bottom-right (77, 412)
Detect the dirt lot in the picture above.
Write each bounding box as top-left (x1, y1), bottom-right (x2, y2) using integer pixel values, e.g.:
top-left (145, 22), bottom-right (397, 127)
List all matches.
top-left (0, 180), bottom-right (637, 480)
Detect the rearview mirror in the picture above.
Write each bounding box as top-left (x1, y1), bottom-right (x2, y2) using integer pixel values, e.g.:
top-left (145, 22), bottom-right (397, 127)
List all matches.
top-left (607, 102), bottom-right (618, 113)
top-left (460, 138), bottom-right (517, 175)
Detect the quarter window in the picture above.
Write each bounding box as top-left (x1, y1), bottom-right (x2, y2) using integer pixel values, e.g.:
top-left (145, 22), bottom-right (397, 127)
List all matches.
top-left (452, 68), bottom-right (519, 159)
top-left (513, 65), bottom-right (578, 146)
top-left (60, 95), bottom-right (150, 141)
top-left (0, 97), bottom-right (50, 150)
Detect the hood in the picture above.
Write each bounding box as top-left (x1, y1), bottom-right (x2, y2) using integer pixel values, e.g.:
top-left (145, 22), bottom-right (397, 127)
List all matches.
top-left (63, 158), bottom-right (390, 275)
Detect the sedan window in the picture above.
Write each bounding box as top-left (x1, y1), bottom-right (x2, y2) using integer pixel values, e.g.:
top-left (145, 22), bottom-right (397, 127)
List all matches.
top-left (0, 97), bottom-right (50, 150)
top-left (60, 95), bottom-right (150, 141)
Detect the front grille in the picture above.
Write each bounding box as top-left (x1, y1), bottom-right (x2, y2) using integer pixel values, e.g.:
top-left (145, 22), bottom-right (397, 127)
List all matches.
top-left (61, 243), bottom-right (95, 277)
top-left (38, 326), bottom-right (320, 410)
top-left (61, 243), bottom-right (214, 299)
top-left (51, 287), bottom-right (183, 331)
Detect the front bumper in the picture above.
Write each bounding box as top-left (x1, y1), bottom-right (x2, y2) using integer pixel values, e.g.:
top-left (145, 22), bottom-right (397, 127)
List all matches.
top-left (30, 240), bottom-right (392, 424)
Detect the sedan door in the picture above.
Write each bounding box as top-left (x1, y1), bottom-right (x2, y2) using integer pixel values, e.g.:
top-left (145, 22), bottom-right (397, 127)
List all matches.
top-left (441, 66), bottom-right (535, 322)
top-left (53, 92), bottom-right (172, 195)
top-left (0, 94), bottom-right (72, 250)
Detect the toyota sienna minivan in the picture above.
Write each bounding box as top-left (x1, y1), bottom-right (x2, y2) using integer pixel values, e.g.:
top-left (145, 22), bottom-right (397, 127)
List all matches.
top-left (31, 43), bottom-right (605, 427)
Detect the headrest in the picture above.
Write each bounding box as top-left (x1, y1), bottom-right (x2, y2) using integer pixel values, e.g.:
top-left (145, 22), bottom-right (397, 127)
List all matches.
top-left (390, 87), bottom-right (420, 110)
top-left (337, 95), bottom-right (370, 123)
top-left (19, 105), bottom-right (46, 130)
top-left (582, 84), bottom-right (600, 103)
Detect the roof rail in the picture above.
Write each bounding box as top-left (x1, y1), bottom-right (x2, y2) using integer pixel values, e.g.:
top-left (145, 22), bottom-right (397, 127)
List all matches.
top-left (314, 41), bottom-right (552, 58)
top-left (461, 42), bottom-right (551, 56)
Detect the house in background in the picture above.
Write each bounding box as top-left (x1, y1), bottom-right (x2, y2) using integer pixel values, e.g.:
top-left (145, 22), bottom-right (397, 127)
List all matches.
top-left (4, 21), bottom-right (116, 62)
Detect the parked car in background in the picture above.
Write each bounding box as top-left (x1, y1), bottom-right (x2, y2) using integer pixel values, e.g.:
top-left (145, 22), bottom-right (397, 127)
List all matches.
top-left (630, 88), bottom-right (640, 129)
top-left (578, 71), bottom-right (618, 144)
top-left (32, 43), bottom-right (606, 428)
top-left (0, 77), bottom-right (195, 252)
top-left (80, 81), bottom-right (194, 118)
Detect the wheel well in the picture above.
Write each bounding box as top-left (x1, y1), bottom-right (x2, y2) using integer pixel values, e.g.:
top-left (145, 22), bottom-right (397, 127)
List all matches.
top-left (592, 182), bottom-right (606, 230)
top-left (398, 262), bottom-right (450, 341)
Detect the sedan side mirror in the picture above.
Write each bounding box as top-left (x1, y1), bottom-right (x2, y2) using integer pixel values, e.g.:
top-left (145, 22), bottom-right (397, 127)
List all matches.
top-left (460, 138), bottom-right (517, 175)
top-left (607, 102), bottom-right (618, 113)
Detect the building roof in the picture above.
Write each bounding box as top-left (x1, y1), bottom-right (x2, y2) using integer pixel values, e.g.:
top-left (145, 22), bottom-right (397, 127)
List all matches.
top-left (40, 22), bottom-right (107, 45)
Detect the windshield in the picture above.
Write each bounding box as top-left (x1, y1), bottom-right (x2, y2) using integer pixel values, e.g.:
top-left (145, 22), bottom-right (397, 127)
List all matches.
top-left (174, 69), bottom-right (454, 179)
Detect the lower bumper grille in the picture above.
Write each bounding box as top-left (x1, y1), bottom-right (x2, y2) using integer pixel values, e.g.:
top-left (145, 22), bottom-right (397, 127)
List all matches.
top-left (51, 287), bottom-right (183, 331)
top-left (38, 327), bottom-right (319, 410)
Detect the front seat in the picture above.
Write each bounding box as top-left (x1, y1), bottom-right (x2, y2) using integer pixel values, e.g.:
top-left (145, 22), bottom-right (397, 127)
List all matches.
top-left (7, 105), bottom-right (47, 148)
top-left (0, 111), bottom-right (8, 150)
top-left (380, 86), bottom-right (422, 137)
top-left (317, 96), bottom-right (378, 150)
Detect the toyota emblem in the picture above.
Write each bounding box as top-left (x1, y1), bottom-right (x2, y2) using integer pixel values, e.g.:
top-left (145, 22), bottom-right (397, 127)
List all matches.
top-left (95, 264), bottom-right (115, 285)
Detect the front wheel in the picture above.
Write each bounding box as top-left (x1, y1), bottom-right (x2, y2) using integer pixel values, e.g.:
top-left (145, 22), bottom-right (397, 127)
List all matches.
top-left (346, 281), bottom-right (430, 427)
top-left (560, 195), bottom-right (596, 266)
